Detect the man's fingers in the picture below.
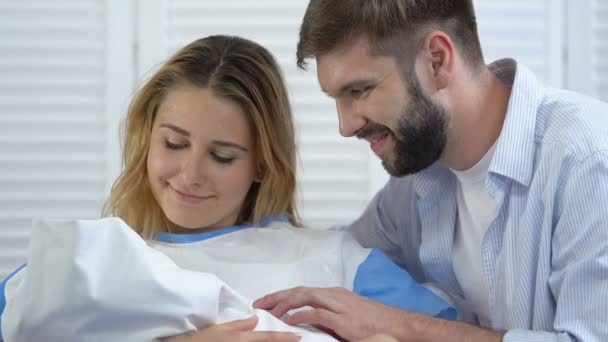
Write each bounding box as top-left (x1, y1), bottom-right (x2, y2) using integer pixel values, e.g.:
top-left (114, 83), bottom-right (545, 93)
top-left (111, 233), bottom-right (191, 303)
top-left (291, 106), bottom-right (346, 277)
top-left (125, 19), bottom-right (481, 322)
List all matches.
top-left (214, 316), bottom-right (258, 332)
top-left (286, 308), bottom-right (354, 340)
top-left (256, 287), bottom-right (342, 318)
top-left (285, 308), bottom-right (342, 330)
top-left (254, 287), bottom-right (298, 309)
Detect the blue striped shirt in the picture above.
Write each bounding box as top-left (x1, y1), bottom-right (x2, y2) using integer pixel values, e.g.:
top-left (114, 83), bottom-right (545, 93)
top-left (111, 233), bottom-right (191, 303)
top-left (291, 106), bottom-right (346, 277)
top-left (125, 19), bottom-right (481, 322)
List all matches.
top-left (348, 59), bottom-right (608, 341)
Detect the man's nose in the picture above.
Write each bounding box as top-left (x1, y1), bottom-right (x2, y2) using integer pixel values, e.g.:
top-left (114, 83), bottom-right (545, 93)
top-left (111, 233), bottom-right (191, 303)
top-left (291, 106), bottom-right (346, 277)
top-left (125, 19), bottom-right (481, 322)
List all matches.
top-left (336, 101), bottom-right (366, 137)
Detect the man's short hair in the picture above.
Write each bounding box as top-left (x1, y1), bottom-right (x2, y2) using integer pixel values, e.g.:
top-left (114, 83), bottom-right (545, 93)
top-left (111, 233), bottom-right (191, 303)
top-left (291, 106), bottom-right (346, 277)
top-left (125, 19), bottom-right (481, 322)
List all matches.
top-left (297, 0), bottom-right (484, 72)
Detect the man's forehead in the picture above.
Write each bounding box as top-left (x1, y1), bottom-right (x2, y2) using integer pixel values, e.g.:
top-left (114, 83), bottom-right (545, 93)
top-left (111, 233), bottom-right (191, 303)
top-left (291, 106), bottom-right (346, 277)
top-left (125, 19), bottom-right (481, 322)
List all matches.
top-left (315, 38), bottom-right (396, 96)
top-left (318, 73), bottom-right (377, 98)
top-left (319, 35), bottom-right (374, 62)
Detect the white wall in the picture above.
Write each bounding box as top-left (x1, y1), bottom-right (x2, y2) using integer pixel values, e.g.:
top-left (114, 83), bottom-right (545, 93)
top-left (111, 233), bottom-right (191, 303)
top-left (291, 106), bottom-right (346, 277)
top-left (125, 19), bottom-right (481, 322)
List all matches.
top-left (0, 0), bottom-right (606, 278)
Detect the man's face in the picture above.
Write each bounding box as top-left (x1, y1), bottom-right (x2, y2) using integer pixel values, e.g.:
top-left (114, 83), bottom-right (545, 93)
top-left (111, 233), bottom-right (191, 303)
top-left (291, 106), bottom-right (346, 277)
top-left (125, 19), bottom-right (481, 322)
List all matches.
top-left (316, 36), bottom-right (449, 177)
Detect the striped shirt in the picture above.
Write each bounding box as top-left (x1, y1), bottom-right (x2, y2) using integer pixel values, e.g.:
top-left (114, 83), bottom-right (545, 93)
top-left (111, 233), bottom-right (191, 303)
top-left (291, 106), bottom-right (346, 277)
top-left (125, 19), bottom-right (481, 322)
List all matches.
top-left (348, 58), bottom-right (608, 342)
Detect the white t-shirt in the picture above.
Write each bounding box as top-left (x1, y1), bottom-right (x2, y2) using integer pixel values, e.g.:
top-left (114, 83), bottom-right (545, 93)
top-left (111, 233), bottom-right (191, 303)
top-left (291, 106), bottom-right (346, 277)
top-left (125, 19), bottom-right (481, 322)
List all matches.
top-left (451, 143), bottom-right (498, 327)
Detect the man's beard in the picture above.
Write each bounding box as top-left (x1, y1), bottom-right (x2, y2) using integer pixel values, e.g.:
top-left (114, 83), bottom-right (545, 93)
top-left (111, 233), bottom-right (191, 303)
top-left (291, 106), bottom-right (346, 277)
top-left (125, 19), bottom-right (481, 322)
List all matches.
top-left (357, 76), bottom-right (449, 177)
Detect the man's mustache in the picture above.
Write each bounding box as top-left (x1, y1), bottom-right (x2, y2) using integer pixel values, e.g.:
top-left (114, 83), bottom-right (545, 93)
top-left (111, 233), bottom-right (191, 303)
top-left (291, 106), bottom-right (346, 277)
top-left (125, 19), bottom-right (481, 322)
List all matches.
top-left (355, 123), bottom-right (392, 140)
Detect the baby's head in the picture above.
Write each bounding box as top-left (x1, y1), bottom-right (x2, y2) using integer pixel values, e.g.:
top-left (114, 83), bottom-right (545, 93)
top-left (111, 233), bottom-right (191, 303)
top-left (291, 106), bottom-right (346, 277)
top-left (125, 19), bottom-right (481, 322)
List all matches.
top-left (105, 35), bottom-right (300, 238)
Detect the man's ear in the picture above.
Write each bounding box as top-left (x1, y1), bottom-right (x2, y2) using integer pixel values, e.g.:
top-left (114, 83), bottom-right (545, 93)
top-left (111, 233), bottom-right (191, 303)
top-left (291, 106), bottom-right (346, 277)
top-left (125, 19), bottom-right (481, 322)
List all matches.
top-left (419, 31), bottom-right (455, 91)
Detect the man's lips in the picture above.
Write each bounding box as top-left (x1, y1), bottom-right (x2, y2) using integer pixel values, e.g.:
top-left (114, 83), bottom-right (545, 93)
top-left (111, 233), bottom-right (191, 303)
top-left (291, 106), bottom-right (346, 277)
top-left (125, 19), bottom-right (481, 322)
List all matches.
top-left (368, 132), bottom-right (389, 155)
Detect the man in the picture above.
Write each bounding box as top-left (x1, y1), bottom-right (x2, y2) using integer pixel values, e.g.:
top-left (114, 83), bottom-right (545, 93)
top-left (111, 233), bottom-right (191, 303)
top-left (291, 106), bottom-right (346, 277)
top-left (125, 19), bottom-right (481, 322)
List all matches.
top-left (254, 1), bottom-right (608, 341)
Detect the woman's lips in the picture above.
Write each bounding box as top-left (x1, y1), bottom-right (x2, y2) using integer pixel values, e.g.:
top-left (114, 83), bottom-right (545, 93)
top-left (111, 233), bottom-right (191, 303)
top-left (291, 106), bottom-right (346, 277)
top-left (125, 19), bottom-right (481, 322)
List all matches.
top-left (172, 186), bottom-right (212, 204)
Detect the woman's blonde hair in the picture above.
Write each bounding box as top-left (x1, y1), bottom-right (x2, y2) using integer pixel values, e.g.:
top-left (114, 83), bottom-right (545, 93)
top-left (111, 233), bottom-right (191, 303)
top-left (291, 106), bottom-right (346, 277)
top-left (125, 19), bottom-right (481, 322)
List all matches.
top-left (104, 35), bottom-right (301, 238)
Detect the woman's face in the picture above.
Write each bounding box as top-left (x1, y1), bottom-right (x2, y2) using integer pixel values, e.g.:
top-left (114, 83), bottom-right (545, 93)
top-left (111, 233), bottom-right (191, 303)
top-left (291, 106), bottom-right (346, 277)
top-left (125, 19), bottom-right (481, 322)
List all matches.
top-left (147, 85), bottom-right (258, 233)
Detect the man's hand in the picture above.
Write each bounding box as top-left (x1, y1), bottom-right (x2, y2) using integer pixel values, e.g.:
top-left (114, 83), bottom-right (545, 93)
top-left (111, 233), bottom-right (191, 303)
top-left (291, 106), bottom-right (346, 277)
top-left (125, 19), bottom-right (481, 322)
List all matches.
top-left (160, 316), bottom-right (301, 342)
top-left (253, 287), bottom-right (409, 341)
top-left (254, 287), bottom-right (506, 342)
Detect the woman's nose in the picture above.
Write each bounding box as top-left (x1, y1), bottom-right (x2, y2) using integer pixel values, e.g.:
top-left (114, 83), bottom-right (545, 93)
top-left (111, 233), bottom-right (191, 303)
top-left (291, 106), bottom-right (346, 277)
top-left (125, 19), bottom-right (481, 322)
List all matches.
top-left (179, 155), bottom-right (206, 188)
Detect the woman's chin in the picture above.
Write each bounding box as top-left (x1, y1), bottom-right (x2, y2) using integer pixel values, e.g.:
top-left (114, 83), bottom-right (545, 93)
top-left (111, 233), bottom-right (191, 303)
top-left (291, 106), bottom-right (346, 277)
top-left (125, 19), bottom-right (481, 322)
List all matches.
top-left (167, 216), bottom-right (213, 234)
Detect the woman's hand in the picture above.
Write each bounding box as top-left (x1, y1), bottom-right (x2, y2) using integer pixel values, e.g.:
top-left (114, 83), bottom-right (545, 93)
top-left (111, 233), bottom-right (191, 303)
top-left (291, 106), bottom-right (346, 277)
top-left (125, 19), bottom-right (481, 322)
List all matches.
top-left (357, 335), bottom-right (398, 342)
top-left (160, 316), bottom-right (301, 342)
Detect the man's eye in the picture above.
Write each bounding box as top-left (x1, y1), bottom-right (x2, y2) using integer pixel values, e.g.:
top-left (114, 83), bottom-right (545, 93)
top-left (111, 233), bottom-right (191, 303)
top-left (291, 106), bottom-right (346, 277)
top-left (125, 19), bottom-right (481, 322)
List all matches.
top-left (351, 87), bottom-right (370, 98)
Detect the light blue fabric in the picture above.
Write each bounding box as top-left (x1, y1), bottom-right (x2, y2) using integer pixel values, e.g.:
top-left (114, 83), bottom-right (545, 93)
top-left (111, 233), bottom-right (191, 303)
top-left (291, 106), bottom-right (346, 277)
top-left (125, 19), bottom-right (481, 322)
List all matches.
top-left (348, 59), bottom-right (608, 341)
top-left (353, 249), bottom-right (456, 320)
top-left (158, 215), bottom-right (453, 318)
top-left (155, 214), bottom-right (289, 243)
top-left (0, 264), bottom-right (26, 340)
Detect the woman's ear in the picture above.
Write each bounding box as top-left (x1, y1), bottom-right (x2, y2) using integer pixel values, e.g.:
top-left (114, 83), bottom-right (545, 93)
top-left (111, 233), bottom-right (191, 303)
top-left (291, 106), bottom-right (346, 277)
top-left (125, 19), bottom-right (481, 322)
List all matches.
top-left (254, 169), bottom-right (264, 182)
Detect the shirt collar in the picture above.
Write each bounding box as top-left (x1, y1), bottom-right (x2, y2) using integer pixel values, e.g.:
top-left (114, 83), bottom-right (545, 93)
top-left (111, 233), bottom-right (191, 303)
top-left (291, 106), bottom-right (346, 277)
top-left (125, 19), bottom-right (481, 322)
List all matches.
top-left (487, 58), bottom-right (543, 187)
top-left (414, 163), bottom-right (455, 198)
top-left (154, 214), bottom-right (290, 243)
top-left (414, 58), bottom-right (543, 197)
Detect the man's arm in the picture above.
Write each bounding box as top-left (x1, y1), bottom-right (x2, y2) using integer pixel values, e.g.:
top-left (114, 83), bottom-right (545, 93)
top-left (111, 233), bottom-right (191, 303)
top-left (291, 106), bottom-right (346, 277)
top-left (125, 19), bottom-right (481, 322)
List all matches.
top-left (346, 176), bottom-right (419, 269)
top-left (255, 152), bottom-right (608, 341)
top-left (253, 287), bottom-right (504, 341)
top-left (395, 311), bottom-right (505, 342)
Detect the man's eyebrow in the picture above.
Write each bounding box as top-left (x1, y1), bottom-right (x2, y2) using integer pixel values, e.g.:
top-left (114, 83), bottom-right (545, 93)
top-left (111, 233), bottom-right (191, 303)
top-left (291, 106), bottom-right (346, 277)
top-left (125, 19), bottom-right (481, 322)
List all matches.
top-left (335, 79), bottom-right (372, 98)
top-left (159, 123), bottom-right (190, 137)
top-left (211, 140), bottom-right (249, 152)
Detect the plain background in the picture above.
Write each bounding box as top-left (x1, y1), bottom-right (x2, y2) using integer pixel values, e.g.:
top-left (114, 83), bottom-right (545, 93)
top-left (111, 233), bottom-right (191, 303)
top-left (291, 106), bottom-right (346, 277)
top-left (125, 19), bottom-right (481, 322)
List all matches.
top-left (0, 0), bottom-right (607, 278)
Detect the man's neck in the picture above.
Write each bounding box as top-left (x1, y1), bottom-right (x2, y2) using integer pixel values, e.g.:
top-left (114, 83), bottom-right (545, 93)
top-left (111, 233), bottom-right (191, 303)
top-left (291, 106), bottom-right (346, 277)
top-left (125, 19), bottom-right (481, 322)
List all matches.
top-left (442, 67), bottom-right (512, 171)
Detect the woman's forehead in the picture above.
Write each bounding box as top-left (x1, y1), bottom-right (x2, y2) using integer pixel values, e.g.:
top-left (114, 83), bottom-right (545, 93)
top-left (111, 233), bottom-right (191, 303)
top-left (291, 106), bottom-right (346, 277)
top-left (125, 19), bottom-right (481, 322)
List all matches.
top-left (156, 86), bottom-right (253, 144)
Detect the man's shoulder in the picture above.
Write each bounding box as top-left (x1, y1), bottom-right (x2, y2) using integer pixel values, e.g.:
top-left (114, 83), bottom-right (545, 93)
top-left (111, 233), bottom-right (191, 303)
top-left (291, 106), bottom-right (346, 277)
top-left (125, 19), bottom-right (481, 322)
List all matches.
top-left (535, 89), bottom-right (608, 162)
top-left (380, 174), bottom-right (418, 199)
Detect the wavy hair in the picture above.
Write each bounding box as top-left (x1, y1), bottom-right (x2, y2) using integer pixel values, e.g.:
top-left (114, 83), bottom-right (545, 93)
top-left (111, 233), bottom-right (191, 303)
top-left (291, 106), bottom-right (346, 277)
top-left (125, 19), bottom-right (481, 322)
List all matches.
top-left (104, 35), bottom-right (301, 238)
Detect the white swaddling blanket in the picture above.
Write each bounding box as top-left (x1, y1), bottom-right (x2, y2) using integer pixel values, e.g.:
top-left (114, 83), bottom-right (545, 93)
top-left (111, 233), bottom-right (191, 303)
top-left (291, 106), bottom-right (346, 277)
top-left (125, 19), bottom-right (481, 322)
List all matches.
top-left (2, 218), bottom-right (342, 342)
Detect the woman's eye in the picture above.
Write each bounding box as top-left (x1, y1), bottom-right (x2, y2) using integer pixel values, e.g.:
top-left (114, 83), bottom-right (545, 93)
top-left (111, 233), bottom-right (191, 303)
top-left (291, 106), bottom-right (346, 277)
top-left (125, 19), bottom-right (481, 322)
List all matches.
top-left (211, 153), bottom-right (235, 164)
top-left (164, 140), bottom-right (187, 150)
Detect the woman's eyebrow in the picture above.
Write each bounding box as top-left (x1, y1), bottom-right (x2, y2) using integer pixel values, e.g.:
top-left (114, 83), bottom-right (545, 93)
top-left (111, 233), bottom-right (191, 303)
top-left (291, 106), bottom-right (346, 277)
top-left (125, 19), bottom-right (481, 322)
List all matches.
top-left (159, 123), bottom-right (190, 137)
top-left (160, 124), bottom-right (249, 152)
top-left (211, 140), bottom-right (249, 152)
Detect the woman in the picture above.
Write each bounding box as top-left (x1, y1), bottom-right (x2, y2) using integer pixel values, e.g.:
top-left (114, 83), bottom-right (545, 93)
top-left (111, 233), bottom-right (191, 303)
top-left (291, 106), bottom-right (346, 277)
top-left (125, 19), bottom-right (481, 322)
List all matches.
top-left (0, 36), bottom-right (453, 342)
top-left (105, 35), bottom-right (300, 240)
